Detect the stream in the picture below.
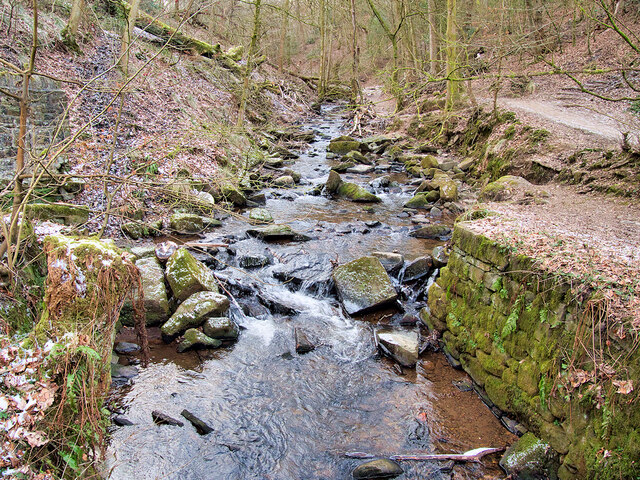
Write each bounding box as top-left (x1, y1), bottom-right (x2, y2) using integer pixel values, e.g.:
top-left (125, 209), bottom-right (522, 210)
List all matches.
top-left (105, 105), bottom-right (514, 479)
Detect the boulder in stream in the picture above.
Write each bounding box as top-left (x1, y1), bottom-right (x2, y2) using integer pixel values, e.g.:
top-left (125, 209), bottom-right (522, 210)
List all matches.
top-left (203, 316), bottom-right (239, 340)
top-left (352, 459), bottom-right (403, 479)
top-left (248, 208), bottom-right (274, 224)
top-left (177, 328), bottom-right (222, 352)
top-left (337, 182), bottom-right (381, 203)
top-left (166, 248), bottom-right (219, 301)
top-left (343, 150), bottom-right (371, 165)
top-left (135, 256), bottom-right (170, 326)
top-left (499, 432), bottom-right (560, 479)
top-left (161, 291), bottom-right (230, 338)
top-left (327, 136), bottom-right (361, 155)
top-left (371, 252), bottom-right (404, 276)
top-left (409, 225), bottom-right (452, 240)
top-left (169, 213), bottom-right (221, 234)
top-left (246, 224), bottom-right (310, 242)
top-left (333, 256), bottom-right (398, 315)
top-left (375, 329), bottom-right (419, 367)
top-left (402, 256), bottom-right (433, 282)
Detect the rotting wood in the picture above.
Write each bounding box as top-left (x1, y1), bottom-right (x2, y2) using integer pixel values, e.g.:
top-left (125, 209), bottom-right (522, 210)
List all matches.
top-left (345, 447), bottom-right (505, 462)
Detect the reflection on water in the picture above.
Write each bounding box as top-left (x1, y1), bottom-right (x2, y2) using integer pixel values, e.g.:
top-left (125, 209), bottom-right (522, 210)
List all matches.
top-left (106, 104), bottom-right (514, 479)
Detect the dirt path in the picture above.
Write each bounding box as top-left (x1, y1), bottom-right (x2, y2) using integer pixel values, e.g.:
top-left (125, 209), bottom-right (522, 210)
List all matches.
top-left (497, 97), bottom-right (623, 143)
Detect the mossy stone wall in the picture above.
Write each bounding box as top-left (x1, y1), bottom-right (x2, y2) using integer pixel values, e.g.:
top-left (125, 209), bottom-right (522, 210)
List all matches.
top-left (426, 223), bottom-right (640, 480)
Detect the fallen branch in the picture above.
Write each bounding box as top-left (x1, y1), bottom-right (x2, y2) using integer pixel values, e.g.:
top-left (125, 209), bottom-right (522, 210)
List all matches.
top-left (345, 447), bottom-right (505, 463)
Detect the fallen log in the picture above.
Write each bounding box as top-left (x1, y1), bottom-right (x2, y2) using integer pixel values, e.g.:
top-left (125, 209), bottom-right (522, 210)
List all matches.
top-left (345, 447), bottom-right (505, 463)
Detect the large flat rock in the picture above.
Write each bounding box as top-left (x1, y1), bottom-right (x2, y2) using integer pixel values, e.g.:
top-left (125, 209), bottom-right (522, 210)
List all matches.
top-left (375, 329), bottom-right (419, 367)
top-left (332, 256), bottom-right (397, 315)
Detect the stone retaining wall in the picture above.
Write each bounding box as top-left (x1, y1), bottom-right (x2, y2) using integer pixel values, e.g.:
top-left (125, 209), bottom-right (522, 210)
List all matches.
top-left (0, 74), bottom-right (68, 179)
top-left (424, 222), bottom-right (640, 479)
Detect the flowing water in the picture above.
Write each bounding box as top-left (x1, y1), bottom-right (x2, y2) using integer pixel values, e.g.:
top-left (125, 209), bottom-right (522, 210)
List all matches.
top-left (106, 105), bottom-right (515, 479)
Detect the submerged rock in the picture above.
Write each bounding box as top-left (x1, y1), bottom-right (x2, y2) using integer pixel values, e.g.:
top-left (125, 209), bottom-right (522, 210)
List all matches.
top-left (352, 459), bottom-right (403, 479)
top-left (270, 249), bottom-right (333, 292)
top-left (499, 432), bottom-right (560, 479)
top-left (333, 256), bottom-right (398, 315)
top-left (152, 411), bottom-right (184, 427)
top-left (295, 327), bottom-right (315, 354)
top-left (177, 328), bottom-right (222, 352)
top-left (165, 248), bottom-right (219, 301)
top-left (181, 409), bottom-right (213, 435)
top-left (161, 291), bottom-right (230, 338)
top-left (203, 317), bottom-right (239, 340)
top-left (376, 329), bottom-right (419, 367)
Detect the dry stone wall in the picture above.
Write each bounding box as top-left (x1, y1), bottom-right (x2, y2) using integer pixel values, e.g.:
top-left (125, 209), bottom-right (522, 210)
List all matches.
top-left (424, 222), bottom-right (640, 480)
top-left (0, 74), bottom-right (68, 179)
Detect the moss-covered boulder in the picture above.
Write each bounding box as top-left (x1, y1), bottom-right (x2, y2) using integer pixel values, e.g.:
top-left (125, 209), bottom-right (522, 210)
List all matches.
top-left (35, 235), bottom-right (138, 343)
top-left (246, 224), bottom-right (310, 242)
top-left (177, 328), bottom-right (222, 352)
top-left (337, 182), bottom-right (381, 203)
top-left (499, 432), bottom-right (560, 479)
top-left (328, 137), bottom-right (362, 155)
top-left (248, 208), bottom-right (273, 224)
top-left (136, 257), bottom-right (170, 326)
top-left (25, 203), bottom-right (90, 226)
top-left (169, 213), bottom-right (221, 234)
top-left (273, 175), bottom-right (295, 187)
top-left (161, 291), bottom-right (230, 337)
top-left (479, 175), bottom-right (536, 202)
top-left (203, 316), bottom-right (239, 340)
top-left (165, 248), bottom-right (218, 301)
top-left (404, 193), bottom-right (432, 209)
top-left (343, 150), bottom-right (371, 165)
top-left (325, 170), bottom-right (343, 193)
top-left (220, 184), bottom-right (247, 207)
top-left (420, 155), bottom-right (439, 169)
top-left (333, 256), bottom-right (398, 315)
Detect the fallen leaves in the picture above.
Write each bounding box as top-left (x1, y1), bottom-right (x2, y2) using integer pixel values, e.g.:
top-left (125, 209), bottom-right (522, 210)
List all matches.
top-left (613, 379), bottom-right (634, 395)
top-left (0, 341), bottom-right (59, 478)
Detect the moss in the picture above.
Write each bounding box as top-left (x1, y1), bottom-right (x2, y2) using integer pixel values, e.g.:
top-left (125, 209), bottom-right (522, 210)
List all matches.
top-left (337, 182), bottom-right (381, 203)
top-left (24, 203), bottom-right (90, 226)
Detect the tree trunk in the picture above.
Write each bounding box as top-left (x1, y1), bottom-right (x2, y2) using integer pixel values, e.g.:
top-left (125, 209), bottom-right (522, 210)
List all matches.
top-left (445, 0), bottom-right (458, 110)
top-left (318, 0), bottom-right (327, 99)
top-left (350, 0), bottom-right (361, 102)
top-left (428, 0), bottom-right (438, 76)
top-left (237, 0), bottom-right (261, 126)
top-left (278, 0), bottom-right (290, 73)
top-left (120, 0), bottom-right (140, 76)
top-left (61, 0), bottom-right (84, 51)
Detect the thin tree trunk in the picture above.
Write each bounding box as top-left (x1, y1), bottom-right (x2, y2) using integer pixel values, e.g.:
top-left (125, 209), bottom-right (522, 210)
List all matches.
top-left (350, 0), bottom-right (361, 102)
top-left (278, 0), bottom-right (290, 74)
top-left (428, 0), bottom-right (438, 76)
top-left (318, 0), bottom-right (327, 99)
top-left (237, 0), bottom-right (261, 126)
top-left (61, 0), bottom-right (83, 51)
top-left (445, 0), bottom-right (458, 110)
top-left (120, 0), bottom-right (140, 76)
